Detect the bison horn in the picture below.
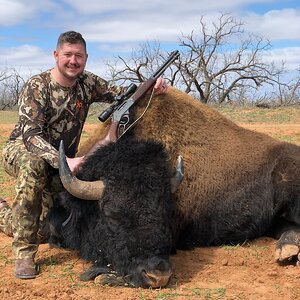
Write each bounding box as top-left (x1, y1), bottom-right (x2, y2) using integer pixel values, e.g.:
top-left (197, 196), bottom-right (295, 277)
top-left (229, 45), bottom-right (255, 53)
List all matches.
top-left (58, 141), bottom-right (105, 200)
top-left (170, 155), bottom-right (184, 193)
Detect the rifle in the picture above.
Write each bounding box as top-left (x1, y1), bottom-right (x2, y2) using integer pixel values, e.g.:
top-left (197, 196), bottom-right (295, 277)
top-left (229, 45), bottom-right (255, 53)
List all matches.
top-left (97, 50), bottom-right (180, 145)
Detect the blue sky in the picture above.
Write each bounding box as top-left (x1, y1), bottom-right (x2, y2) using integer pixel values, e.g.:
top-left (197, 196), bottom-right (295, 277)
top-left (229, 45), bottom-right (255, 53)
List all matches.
top-left (0, 0), bottom-right (299, 79)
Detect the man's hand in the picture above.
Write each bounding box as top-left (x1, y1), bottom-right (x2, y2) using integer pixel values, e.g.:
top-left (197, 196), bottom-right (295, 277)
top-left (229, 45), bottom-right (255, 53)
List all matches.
top-left (66, 156), bottom-right (85, 174)
top-left (153, 77), bottom-right (167, 95)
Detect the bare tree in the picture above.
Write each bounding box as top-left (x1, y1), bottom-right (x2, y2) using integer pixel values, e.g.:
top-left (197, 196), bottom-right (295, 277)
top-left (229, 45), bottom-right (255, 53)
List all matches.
top-left (179, 13), bottom-right (284, 103)
top-left (0, 68), bottom-right (25, 110)
top-left (0, 69), bottom-right (11, 82)
top-left (288, 71), bottom-right (300, 104)
top-left (105, 41), bottom-right (180, 87)
top-left (7, 68), bottom-right (25, 105)
top-left (0, 68), bottom-right (12, 110)
top-left (274, 68), bottom-right (300, 106)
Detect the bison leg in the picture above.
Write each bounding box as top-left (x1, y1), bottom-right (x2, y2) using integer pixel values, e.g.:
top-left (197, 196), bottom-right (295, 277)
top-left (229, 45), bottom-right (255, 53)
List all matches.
top-left (94, 274), bottom-right (132, 287)
top-left (274, 228), bottom-right (300, 263)
top-left (80, 265), bottom-right (132, 287)
top-left (79, 265), bottom-right (111, 281)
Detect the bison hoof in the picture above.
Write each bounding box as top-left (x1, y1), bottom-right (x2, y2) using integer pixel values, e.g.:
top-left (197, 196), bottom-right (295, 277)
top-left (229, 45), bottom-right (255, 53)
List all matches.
top-left (275, 229), bottom-right (300, 263)
top-left (274, 244), bottom-right (299, 262)
top-left (94, 274), bottom-right (129, 287)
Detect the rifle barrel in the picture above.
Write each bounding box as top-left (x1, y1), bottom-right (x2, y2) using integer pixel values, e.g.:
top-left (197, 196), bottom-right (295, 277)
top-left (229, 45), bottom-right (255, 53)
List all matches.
top-left (152, 50), bottom-right (180, 79)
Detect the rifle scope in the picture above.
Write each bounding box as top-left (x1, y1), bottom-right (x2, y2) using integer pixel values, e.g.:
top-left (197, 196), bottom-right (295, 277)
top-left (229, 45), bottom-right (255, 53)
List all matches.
top-left (98, 83), bottom-right (137, 122)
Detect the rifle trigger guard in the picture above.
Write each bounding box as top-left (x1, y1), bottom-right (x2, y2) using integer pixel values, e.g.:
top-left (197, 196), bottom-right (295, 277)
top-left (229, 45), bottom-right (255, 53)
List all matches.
top-left (117, 112), bottom-right (131, 137)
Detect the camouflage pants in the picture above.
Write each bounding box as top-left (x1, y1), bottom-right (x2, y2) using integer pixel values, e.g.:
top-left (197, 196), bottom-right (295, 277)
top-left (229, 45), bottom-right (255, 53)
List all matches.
top-left (0, 140), bottom-right (63, 259)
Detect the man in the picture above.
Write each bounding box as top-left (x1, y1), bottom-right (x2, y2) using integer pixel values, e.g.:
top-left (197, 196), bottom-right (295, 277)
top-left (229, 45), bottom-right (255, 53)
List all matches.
top-left (0, 31), bottom-right (167, 279)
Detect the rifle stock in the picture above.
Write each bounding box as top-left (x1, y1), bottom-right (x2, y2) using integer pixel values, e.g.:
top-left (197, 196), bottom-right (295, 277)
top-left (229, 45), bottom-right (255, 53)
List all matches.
top-left (130, 78), bottom-right (157, 102)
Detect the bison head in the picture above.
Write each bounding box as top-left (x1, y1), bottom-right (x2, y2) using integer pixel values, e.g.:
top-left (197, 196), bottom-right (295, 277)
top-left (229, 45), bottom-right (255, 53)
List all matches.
top-left (48, 138), bottom-right (183, 288)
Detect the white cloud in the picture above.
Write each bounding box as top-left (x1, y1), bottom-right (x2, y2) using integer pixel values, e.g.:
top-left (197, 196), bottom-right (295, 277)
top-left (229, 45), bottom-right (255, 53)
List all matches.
top-left (56, 3), bottom-right (300, 46)
top-left (262, 47), bottom-right (300, 70)
top-left (63, 0), bottom-right (276, 15)
top-left (80, 19), bottom-right (182, 43)
top-left (0, 0), bottom-right (62, 26)
top-left (0, 45), bottom-right (53, 78)
top-left (244, 9), bottom-right (300, 41)
top-left (0, 0), bottom-right (36, 26)
top-left (70, 11), bottom-right (227, 44)
top-left (96, 43), bottom-right (140, 54)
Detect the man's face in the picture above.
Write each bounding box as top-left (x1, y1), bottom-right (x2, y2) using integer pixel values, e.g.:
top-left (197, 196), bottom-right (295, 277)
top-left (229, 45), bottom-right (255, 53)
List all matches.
top-left (54, 42), bottom-right (88, 81)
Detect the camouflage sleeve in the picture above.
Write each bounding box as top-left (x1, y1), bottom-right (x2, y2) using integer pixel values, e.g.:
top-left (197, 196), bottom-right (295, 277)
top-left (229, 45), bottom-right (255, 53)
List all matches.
top-left (87, 72), bottom-right (125, 103)
top-left (19, 76), bottom-right (59, 168)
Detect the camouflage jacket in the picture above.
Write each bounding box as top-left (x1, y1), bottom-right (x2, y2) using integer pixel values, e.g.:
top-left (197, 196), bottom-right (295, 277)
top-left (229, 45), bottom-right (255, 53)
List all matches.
top-left (9, 69), bottom-right (121, 169)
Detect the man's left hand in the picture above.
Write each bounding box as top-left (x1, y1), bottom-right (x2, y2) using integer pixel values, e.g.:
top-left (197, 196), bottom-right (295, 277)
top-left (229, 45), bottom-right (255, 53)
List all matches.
top-left (66, 156), bottom-right (85, 174)
top-left (154, 77), bottom-right (168, 95)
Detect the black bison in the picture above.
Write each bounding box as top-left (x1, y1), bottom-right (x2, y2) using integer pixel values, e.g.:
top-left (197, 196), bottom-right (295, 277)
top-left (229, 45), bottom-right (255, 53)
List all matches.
top-left (48, 86), bottom-right (300, 288)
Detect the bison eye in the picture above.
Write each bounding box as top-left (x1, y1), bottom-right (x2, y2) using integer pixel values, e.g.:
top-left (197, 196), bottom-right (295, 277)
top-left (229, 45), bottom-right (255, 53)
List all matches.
top-left (106, 216), bottom-right (120, 226)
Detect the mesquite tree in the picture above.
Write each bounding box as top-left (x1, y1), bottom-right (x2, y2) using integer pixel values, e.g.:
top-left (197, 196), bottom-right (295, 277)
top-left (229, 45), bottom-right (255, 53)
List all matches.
top-left (178, 14), bottom-right (283, 103)
top-left (0, 68), bottom-right (25, 110)
top-left (105, 41), bottom-right (180, 88)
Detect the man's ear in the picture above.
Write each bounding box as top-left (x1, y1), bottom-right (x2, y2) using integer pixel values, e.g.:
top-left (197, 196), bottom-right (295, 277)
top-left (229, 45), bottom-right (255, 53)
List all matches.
top-left (53, 50), bottom-right (58, 62)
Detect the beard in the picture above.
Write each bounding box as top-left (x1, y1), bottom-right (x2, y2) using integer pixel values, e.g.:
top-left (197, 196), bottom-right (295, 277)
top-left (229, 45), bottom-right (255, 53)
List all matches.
top-left (57, 63), bottom-right (84, 81)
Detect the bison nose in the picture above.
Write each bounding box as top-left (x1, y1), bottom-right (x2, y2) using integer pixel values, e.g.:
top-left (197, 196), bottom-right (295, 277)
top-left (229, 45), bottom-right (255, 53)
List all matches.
top-left (138, 257), bottom-right (172, 288)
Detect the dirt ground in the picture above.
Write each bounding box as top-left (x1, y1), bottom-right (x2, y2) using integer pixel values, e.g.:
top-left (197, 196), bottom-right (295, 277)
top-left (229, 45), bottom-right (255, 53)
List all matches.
top-left (1, 122), bottom-right (300, 300)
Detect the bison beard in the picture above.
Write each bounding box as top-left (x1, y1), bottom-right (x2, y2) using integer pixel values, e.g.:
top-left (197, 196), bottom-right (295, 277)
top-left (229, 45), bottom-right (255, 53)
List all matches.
top-left (47, 138), bottom-right (174, 288)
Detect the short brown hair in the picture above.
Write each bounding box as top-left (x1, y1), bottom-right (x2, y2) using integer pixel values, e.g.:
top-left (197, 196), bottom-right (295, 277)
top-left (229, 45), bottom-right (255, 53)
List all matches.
top-left (57, 31), bottom-right (87, 52)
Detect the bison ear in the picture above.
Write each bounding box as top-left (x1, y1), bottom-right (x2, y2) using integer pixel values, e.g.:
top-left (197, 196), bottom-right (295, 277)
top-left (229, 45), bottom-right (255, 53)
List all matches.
top-left (170, 155), bottom-right (184, 193)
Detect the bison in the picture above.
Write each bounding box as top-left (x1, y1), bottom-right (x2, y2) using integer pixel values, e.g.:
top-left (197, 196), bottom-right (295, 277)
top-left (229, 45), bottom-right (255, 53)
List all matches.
top-left (47, 86), bottom-right (300, 288)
